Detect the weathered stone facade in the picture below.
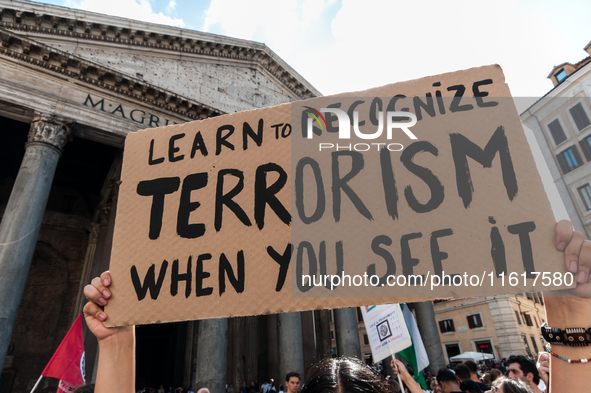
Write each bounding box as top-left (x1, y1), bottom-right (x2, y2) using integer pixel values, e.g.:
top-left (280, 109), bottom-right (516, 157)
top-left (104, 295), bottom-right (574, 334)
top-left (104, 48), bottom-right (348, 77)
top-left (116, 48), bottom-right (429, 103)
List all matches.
top-left (0, 1), bottom-right (320, 392)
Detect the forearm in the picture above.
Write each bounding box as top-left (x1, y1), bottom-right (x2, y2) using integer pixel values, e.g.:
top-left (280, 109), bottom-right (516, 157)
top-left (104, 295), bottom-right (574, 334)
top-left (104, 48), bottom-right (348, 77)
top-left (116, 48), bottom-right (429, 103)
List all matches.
top-left (95, 326), bottom-right (136, 393)
top-left (398, 375), bottom-right (425, 393)
top-left (544, 296), bottom-right (591, 392)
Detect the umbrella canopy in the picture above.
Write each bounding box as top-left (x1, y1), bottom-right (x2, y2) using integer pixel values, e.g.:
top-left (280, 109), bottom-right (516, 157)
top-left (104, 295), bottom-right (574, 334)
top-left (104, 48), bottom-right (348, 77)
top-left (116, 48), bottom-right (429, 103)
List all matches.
top-left (450, 351), bottom-right (494, 362)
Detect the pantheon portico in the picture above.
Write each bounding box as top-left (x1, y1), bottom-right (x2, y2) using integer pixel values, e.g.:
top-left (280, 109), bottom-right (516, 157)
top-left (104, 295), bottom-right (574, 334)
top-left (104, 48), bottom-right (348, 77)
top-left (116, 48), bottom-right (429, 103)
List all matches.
top-left (0, 2), bottom-right (375, 393)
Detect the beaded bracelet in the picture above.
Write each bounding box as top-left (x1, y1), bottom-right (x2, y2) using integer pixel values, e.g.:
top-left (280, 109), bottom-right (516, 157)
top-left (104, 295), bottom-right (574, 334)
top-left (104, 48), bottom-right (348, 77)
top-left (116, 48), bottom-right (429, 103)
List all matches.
top-left (544, 345), bottom-right (591, 364)
top-left (541, 322), bottom-right (590, 346)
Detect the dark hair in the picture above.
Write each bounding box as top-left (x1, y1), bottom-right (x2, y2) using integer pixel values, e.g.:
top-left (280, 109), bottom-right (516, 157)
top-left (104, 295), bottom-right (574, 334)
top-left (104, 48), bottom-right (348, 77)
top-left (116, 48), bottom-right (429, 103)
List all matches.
top-left (73, 385), bottom-right (95, 393)
top-left (492, 377), bottom-right (533, 393)
top-left (301, 357), bottom-right (392, 393)
top-left (459, 380), bottom-right (481, 393)
top-left (454, 364), bottom-right (471, 380)
top-left (286, 372), bottom-right (301, 384)
top-left (463, 360), bottom-right (478, 374)
top-left (490, 369), bottom-right (501, 381)
top-left (436, 368), bottom-right (456, 384)
top-left (507, 355), bottom-right (539, 384)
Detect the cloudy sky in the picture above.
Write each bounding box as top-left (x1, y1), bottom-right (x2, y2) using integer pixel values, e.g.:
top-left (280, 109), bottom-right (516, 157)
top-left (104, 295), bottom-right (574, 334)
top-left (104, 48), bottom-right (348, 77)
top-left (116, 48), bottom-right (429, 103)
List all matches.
top-left (35, 0), bottom-right (590, 108)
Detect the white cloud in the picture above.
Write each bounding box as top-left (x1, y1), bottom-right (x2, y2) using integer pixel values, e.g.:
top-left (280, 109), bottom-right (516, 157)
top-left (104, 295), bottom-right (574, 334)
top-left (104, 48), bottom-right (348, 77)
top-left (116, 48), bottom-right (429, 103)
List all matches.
top-left (69, 0), bottom-right (185, 28)
top-left (167, 0), bottom-right (177, 13)
top-left (204, 0), bottom-right (589, 100)
top-left (202, 0), bottom-right (330, 60)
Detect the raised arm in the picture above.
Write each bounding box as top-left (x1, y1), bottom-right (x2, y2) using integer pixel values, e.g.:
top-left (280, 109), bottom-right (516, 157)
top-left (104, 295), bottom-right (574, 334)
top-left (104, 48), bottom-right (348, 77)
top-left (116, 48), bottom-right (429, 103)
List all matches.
top-left (83, 271), bottom-right (135, 393)
top-left (390, 358), bottom-right (425, 393)
top-left (543, 220), bottom-right (591, 392)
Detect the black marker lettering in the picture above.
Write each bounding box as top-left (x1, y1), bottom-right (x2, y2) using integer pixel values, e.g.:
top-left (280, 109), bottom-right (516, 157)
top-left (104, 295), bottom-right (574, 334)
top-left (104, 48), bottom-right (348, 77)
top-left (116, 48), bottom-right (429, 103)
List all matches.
top-left (219, 251), bottom-right (245, 296)
top-left (137, 177), bottom-right (181, 239)
top-left (131, 261), bottom-right (169, 301)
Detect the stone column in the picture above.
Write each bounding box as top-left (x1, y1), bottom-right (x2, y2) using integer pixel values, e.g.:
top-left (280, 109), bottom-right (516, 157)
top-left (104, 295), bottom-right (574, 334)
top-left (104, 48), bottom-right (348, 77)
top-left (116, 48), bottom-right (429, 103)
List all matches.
top-left (233, 317), bottom-right (246, 388)
top-left (278, 312), bottom-right (304, 383)
top-left (245, 316), bottom-right (259, 384)
top-left (195, 318), bottom-right (228, 393)
top-left (412, 301), bottom-right (445, 374)
top-left (267, 314), bottom-right (279, 383)
top-left (0, 114), bottom-right (70, 368)
top-left (314, 310), bottom-right (332, 361)
top-left (184, 321), bottom-right (196, 388)
top-left (334, 308), bottom-right (361, 358)
top-left (301, 311), bottom-right (317, 371)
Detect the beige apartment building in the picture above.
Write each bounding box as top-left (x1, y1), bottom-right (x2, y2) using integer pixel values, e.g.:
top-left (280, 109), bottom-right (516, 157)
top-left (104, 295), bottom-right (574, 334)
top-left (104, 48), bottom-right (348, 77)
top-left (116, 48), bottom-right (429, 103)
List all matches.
top-left (521, 41), bottom-right (591, 237)
top-left (433, 294), bottom-right (546, 363)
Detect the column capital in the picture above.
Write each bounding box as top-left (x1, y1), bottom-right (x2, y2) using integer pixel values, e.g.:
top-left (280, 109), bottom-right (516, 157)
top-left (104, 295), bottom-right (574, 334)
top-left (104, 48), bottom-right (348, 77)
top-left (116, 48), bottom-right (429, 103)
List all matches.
top-left (27, 114), bottom-right (73, 152)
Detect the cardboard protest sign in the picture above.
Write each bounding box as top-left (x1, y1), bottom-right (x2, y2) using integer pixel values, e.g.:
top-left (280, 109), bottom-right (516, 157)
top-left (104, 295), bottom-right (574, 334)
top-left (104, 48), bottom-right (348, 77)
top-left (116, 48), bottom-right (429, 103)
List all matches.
top-left (360, 304), bottom-right (411, 363)
top-left (106, 65), bottom-right (572, 326)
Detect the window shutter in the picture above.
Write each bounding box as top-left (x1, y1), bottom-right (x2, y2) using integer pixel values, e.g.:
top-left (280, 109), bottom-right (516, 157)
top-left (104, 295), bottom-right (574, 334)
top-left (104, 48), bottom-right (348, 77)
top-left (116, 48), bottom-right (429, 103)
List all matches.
top-left (579, 139), bottom-right (591, 161)
top-left (548, 119), bottom-right (567, 145)
top-left (557, 152), bottom-right (570, 174)
top-left (572, 146), bottom-right (583, 167)
top-left (439, 320), bottom-right (445, 332)
top-left (475, 314), bottom-right (482, 327)
top-left (467, 315), bottom-right (475, 329)
top-left (515, 311), bottom-right (522, 324)
top-left (449, 319), bottom-right (455, 331)
top-left (570, 103), bottom-right (591, 131)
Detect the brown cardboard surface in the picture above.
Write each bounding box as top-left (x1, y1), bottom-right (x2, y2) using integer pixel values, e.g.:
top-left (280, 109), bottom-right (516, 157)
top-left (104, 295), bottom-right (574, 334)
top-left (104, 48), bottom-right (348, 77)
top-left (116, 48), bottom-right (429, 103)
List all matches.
top-left (106, 65), bottom-right (571, 326)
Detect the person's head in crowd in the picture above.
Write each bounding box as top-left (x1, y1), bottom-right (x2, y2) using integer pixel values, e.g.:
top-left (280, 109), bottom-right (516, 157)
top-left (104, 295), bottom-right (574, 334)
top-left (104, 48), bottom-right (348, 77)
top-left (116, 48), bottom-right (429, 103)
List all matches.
top-left (460, 379), bottom-right (483, 393)
top-left (285, 372), bottom-right (301, 393)
top-left (492, 377), bottom-right (533, 393)
top-left (429, 378), bottom-right (442, 393)
top-left (73, 385), bottom-right (95, 393)
top-left (481, 373), bottom-right (492, 386)
top-left (385, 375), bottom-right (401, 393)
top-left (490, 369), bottom-right (502, 382)
top-left (302, 357), bottom-right (392, 393)
top-left (454, 364), bottom-right (471, 381)
top-left (507, 355), bottom-right (540, 385)
top-left (436, 368), bottom-right (460, 393)
top-left (464, 360), bottom-right (479, 381)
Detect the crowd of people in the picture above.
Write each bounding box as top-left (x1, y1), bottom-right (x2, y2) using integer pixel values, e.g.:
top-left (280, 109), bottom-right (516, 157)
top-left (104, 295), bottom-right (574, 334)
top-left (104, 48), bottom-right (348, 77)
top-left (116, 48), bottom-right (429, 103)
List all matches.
top-left (391, 355), bottom-right (547, 393)
top-left (81, 220), bottom-right (591, 393)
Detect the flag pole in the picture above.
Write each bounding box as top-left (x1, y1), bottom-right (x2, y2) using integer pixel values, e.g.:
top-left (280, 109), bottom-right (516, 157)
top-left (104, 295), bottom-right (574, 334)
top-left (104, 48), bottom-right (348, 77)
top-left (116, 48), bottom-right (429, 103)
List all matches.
top-left (389, 347), bottom-right (405, 393)
top-left (30, 375), bottom-right (43, 393)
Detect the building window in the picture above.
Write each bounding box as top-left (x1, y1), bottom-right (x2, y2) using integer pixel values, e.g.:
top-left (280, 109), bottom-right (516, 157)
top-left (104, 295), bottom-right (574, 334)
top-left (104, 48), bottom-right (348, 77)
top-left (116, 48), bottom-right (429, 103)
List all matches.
top-left (579, 134), bottom-right (591, 161)
top-left (446, 343), bottom-right (461, 359)
top-left (330, 330), bottom-right (334, 340)
top-left (578, 184), bottom-right (591, 211)
top-left (357, 307), bottom-right (363, 322)
top-left (548, 119), bottom-right (567, 145)
top-left (531, 335), bottom-right (539, 354)
top-left (570, 103), bottom-right (591, 131)
top-left (363, 334), bottom-right (369, 345)
top-left (474, 340), bottom-right (494, 355)
top-left (521, 312), bottom-right (533, 327)
top-left (523, 335), bottom-right (532, 356)
top-left (467, 314), bottom-right (484, 329)
top-left (556, 69), bottom-right (568, 83)
top-left (534, 317), bottom-right (539, 327)
top-left (439, 319), bottom-right (455, 333)
top-left (557, 146), bottom-right (583, 174)
top-left (329, 310), bottom-right (333, 323)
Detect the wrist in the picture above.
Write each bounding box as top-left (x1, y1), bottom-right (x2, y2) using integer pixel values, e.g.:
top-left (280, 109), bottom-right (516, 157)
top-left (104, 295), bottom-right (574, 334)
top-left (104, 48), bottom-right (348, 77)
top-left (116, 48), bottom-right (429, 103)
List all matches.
top-left (97, 326), bottom-right (135, 349)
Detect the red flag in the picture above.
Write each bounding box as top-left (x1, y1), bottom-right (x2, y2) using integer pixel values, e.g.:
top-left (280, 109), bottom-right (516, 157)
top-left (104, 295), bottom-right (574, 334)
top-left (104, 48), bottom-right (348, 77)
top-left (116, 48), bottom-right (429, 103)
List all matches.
top-left (42, 314), bottom-right (86, 389)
